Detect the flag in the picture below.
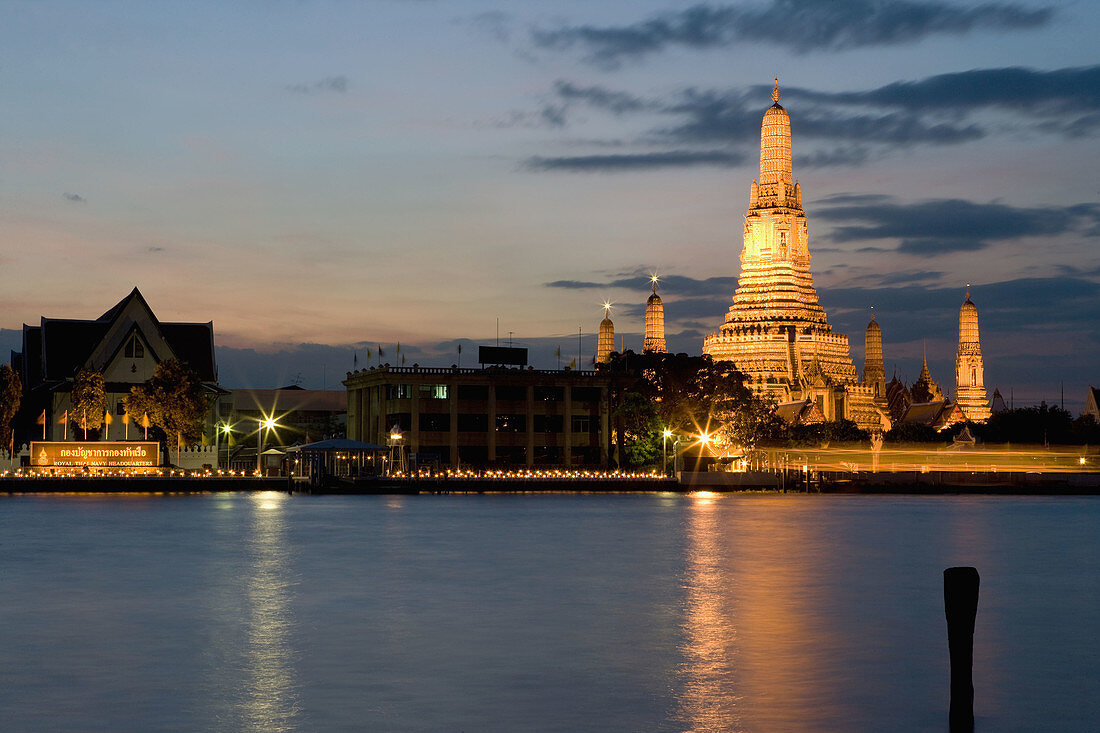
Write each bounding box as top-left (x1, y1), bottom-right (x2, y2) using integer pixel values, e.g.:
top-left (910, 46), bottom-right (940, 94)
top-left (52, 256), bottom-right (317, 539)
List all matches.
top-left (36, 410), bottom-right (46, 426)
top-left (121, 410), bottom-right (130, 424)
top-left (396, 342), bottom-right (401, 354)
top-left (457, 344), bottom-right (462, 355)
top-left (104, 410), bottom-right (113, 425)
top-left (80, 411), bottom-right (87, 430)
top-left (555, 346), bottom-right (561, 358)
top-left (141, 412), bottom-right (151, 429)
top-left (353, 352), bottom-right (359, 368)
top-left (366, 347), bottom-right (373, 359)
top-left (569, 358), bottom-right (576, 368)
top-left (57, 410), bottom-right (68, 425)
top-left (401, 354), bottom-right (406, 366)
top-left (378, 346), bottom-right (385, 358)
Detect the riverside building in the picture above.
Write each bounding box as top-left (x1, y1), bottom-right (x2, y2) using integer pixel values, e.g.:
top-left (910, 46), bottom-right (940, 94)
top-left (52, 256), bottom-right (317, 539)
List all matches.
top-left (344, 350), bottom-right (612, 468)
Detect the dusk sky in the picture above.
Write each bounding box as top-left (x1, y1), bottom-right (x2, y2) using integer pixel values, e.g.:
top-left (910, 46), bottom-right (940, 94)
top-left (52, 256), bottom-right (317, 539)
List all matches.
top-left (3, 0), bottom-right (1098, 407)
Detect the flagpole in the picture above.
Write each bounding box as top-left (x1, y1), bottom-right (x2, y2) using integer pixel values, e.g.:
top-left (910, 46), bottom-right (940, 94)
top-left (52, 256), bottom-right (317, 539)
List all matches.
top-left (83, 409), bottom-right (87, 441)
top-left (41, 410), bottom-right (46, 440)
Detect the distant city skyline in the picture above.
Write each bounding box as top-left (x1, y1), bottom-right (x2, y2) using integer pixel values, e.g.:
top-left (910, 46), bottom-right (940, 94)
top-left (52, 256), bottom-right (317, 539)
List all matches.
top-left (3, 1), bottom-right (1098, 408)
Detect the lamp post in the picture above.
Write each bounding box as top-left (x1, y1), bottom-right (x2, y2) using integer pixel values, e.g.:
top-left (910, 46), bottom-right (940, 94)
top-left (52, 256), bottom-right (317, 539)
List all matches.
top-left (257, 416), bottom-right (276, 475)
top-left (218, 423), bottom-right (233, 470)
top-left (387, 424), bottom-right (404, 476)
top-left (662, 428), bottom-right (673, 477)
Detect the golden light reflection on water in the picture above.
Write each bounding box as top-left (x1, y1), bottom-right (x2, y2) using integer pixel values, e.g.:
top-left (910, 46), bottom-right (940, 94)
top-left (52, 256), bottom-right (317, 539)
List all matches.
top-left (678, 494), bottom-right (743, 732)
top-left (677, 497), bottom-right (847, 733)
top-left (242, 491), bottom-right (300, 732)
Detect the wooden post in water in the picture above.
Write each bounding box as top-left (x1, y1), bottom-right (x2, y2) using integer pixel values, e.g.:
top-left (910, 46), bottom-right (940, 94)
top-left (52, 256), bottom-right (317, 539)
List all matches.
top-left (944, 566), bottom-right (980, 731)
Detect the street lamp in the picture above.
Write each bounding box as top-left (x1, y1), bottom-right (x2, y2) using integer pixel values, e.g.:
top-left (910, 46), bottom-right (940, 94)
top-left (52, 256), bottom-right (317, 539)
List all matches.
top-left (218, 423), bottom-right (233, 470)
top-left (257, 416), bottom-right (278, 475)
top-left (662, 428), bottom-right (673, 477)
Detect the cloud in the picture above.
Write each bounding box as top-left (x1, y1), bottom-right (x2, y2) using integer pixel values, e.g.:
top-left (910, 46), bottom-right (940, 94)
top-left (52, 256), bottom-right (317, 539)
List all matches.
top-left (524, 149), bottom-right (746, 172)
top-left (286, 76), bottom-right (349, 95)
top-left (532, 1), bottom-right (1052, 67)
top-left (816, 197), bottom-right (1100, 252)
top-left (63, 192), bottom-right (86, 203)
top-left (522, 65), bottom-right (1100, 175)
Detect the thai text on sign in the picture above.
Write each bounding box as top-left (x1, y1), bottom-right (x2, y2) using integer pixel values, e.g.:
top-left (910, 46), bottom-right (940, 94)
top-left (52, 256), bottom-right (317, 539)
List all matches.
top-left (31, 441), bottom-right (160, 467)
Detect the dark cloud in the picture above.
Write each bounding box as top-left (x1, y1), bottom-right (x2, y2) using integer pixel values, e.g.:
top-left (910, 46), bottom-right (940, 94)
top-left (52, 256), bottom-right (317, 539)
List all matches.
top-left (552, 81), bottom-right (652, 115)
top-left (871, 270), bottom-right (945, 286)
top-left (286, 76), bottom-right (348, 95)
top-left (523, 65), bottom-right (1098, 175)
top-left (794, 146), bottom-right (870, 168)
top-left (532, 1), bottom-right (1052, 67)
top-left (63, 192), bottom-right (86, 203)
top-left (816, 197), bottom-right (1100, 252)
top-left (524, 149), bottom-right (745, 172)
top-left (147, 246), bottom-right (166, 254)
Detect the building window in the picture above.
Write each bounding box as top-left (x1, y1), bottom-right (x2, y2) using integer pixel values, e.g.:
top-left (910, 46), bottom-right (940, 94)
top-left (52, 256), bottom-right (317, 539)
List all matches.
top-left (495, 385), bottom-right (526, 402)
top-left (387, 384), bottom-right (412, 400)
top-left (457, 414), bottom-right (488, 432)
top-left (457, 385), bottom-right (489, 401)
top-left (387, 413), bottom-right (412, 430)
top-left (534, 386), bottom-right (564, 402)
top-left (571, 387), bottom-right (602, 403)
top-left (419, 413), bottom-right (450, 432)
top-left (124, 334), bottom-right (144, 359)
top-left (571, 414), bottom-right (597, 434)
top-left (495, 414), bottom-right (526, 433)
top-left (534, 414), bottom-right (563, 433)
top-left (419, 384), bottom-right (448, 399)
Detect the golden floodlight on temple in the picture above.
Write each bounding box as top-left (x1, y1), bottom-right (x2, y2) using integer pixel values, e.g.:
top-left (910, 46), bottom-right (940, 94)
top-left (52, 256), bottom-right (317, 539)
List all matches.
top-left (702, 79), bottom-right (885, 431)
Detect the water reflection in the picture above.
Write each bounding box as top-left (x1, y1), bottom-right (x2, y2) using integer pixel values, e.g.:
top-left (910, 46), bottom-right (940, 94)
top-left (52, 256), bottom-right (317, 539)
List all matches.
top-left (242, 491), bottom-right (299, 732)
top-left (678, 494), bottom-right (743, 732)
top-left (676, 497), bottom-right (847, 732)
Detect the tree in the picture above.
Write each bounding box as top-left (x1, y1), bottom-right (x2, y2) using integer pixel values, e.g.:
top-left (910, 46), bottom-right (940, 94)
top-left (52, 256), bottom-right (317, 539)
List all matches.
top-left (125, 359), bottom-right (209, 455)
top-left (884, 421), bottom-right (943, 443)
top-left (612, 390), bottom-right (662, 468)
top-left (604, 351), bottom-right (783, 458)
top-left (70, 369), bottom-right (107, 433)
top-left (976, 403), bottom-right (1074, 444)
top-left (0, 364), bottom-right (21, 456)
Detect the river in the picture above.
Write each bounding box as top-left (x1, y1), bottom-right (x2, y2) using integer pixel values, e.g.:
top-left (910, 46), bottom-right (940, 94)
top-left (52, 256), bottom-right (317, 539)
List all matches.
top-left (1, 492), bottom-right (1096, 731)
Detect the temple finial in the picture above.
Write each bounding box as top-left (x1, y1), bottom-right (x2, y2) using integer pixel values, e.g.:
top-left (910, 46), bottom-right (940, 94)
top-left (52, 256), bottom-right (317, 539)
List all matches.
top-left (651, 272), bottom-right (660, 294)
top-left (602, 300), bottom-right (612, 317)
top-left (869, 304), bottom-right (875, 321)
top-left (772, 77), bottom-right (781, 103)
top-left (966, 282), bottom-right (971, 300)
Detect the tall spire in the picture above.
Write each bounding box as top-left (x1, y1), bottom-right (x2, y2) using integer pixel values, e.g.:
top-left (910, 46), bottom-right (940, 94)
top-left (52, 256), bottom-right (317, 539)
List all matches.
top-left (863, 307), bottom-right (885, 398)
top-left (644, 274), bottom-right (667, 354)
top-left (955, 285), bottom-right (990, 420)
top-left (759, 78), bottom-right (792, 188)
top-left (597, 302), bottom-right (615, 364)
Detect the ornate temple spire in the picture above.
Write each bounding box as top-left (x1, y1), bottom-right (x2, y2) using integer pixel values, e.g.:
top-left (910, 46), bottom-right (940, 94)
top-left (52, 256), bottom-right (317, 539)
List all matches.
top-left (759, 76), bottom-right (793, 188)
top-left (643, 274), bottom-right (667, 354)
top-left (863, 306), bottom-right (885, 398)
top-left (955, 284), bottom-right (990, 420)
top-left (597, 302), bottom-right (615, 364)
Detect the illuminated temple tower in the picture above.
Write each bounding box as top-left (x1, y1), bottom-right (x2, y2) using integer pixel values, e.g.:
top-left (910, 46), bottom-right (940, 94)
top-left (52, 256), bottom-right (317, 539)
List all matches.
top-left (703, 80), bottom-right (881, 428)
top-left (954, 285), bottom-right (991, 421)
top-left (597, 303), bottom-right (615, 364)
top-left (863, 310), bottom-right (886, 398)
top-left (643, 275), bottom-right (667, 353)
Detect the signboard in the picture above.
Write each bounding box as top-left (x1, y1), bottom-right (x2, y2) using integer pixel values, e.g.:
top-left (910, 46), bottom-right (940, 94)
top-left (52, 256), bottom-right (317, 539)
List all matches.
top-left (479, 346), bottom-right (528, 367)
top-left (31, 441), bottom-right (160, 468)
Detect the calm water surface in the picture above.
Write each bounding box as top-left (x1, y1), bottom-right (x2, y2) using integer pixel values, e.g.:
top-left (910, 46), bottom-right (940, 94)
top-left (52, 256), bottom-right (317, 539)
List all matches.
top-left (1, 493), bottom-right (1097, 732)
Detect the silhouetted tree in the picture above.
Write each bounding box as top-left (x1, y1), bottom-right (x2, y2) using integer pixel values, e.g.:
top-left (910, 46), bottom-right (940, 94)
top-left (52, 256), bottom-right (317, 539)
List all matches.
top-left (884, 421), bottom-right (943, 443)
top-left (125, 359), bottom-right (209, 452)
top-left (976, 403), bottom-right (1073, 444)
top-left (0, 364), bottom-right (21, 455)
top-left (70, 369), bottom-right (107, 433)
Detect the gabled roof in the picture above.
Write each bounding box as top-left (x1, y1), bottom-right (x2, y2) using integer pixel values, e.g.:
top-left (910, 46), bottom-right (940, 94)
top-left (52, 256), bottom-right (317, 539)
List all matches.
top-left (776, 399), bottom-right (826, 426)
top-left (16, 288), bottom-right (217, 384)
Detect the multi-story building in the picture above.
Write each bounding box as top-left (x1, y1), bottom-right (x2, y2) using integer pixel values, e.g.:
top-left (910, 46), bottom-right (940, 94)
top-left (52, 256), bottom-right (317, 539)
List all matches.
top-left (344, 361), bottom-right (612, 468)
